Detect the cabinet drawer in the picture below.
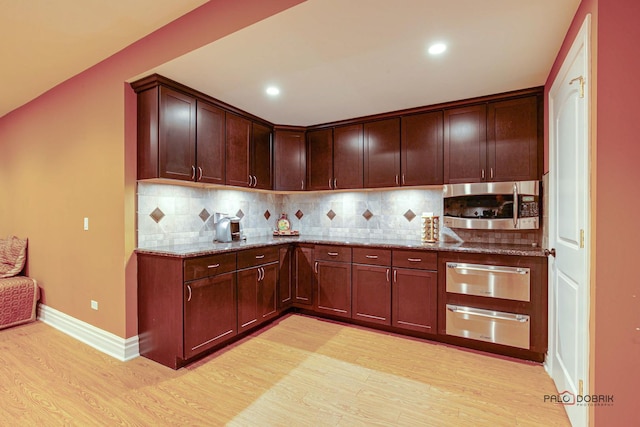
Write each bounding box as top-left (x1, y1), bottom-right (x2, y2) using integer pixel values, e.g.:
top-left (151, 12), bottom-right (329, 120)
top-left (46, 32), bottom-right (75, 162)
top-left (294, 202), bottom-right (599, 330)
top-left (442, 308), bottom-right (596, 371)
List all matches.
top-left (352, 248), bottom-right (391, 266)
top-left (184, 252), bottom-right (236, 282)
top-left (314, 245), bottom-right (352, 263)
top-left (392, 250), bottom-right (437, 270)
top-left (237, 246), bottom-right (279, 269)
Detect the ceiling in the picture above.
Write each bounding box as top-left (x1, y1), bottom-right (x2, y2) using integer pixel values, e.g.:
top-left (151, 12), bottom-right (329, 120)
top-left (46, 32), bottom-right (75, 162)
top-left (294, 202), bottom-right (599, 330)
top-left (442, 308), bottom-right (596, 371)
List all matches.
top-left (2, 0), bottom-right (581, 125)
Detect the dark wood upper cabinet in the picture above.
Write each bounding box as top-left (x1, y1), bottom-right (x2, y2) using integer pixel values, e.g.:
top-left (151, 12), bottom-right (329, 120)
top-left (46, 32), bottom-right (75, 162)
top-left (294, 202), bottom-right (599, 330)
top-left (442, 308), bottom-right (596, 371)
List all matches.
top-left (487, 96), bottom-right (539, 182)
top-left (401, 111), bottom-right (443, 185)
top-left (333, 124), bottom-right (364, 190)
top-left (306, 128), bottom-right (334, 191)
top-left (196, 100), bottom-right (225, 185)
top-left (363, 118), bottom-right (401, 188)
top-left (225, 113), bottom-right (251, 188)
top-left (444, 104), bottom-right (487, 184)
top-left (251, 122), bottom-right (273, 190)
top-left (159, 86), bottom-right (197, 181)
top-left (274, 129), bottom-right (306, 191)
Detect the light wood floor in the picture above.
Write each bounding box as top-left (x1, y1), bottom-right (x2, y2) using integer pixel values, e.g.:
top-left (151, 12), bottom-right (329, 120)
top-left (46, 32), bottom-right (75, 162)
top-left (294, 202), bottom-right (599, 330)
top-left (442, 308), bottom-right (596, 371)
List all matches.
top-left (1, 314), bottom-right (570, 426)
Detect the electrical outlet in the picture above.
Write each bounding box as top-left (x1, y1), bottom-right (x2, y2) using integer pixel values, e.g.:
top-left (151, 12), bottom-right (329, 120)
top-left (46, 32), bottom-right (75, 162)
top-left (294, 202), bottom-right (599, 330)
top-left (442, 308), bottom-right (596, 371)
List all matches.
top-left (84, 217), bottom-right (89, 231)
top-left (91, 300), bottom-right (98, 310)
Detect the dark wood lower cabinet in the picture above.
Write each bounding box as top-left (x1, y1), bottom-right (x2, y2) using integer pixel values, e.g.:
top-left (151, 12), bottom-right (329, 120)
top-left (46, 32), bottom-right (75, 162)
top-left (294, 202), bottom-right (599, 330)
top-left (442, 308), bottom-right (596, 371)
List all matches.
top-left (352, 264), bottom-right (391, 325)
top-left (315, 260), bottom-right (352, 318)
top-left (294, 246), bottom-right (313, 305)
top-left (392, 267), bottom-right (438, 334)
top-left (237, 262), bottom-right (278, 332)
top-left (184, 272), bottom-right (236, 359)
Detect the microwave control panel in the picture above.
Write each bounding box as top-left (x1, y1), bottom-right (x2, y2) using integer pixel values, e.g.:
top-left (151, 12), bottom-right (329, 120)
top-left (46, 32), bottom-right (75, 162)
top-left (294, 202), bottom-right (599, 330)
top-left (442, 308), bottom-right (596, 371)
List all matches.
top-left (519, 196), bottom-right (539, 218)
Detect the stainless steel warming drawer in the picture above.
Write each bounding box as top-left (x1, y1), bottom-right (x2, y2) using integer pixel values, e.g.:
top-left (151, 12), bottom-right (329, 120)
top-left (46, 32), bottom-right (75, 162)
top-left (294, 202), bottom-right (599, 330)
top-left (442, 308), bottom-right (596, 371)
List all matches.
top-left (446, 304), bottom-right (530, 349)
top-left (445, 262), bottom-right (530, 302)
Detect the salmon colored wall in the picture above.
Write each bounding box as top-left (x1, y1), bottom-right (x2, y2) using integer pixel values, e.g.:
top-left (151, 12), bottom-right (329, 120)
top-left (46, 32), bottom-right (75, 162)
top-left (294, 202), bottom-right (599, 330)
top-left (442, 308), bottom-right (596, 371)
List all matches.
top-left (592, 0), bottom-right (640, 424)
top-left (0, 0), bottom-right (305, 338)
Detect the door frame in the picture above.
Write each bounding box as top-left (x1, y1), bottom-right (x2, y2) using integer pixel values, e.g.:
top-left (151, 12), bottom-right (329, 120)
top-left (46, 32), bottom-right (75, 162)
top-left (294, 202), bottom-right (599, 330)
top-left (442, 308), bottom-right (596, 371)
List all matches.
top-left (546, 13), bottom-right (592, 426)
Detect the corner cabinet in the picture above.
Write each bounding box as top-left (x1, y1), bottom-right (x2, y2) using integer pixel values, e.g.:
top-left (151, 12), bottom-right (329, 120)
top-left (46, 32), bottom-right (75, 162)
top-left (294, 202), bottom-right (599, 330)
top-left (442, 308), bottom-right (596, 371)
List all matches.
top-left (274, 128), bottom-right (306, 191)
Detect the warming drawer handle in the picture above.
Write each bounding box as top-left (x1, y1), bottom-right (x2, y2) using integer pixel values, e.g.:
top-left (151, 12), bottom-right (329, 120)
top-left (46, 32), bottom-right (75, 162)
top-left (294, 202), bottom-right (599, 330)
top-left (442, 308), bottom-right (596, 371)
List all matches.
top-left (447, 306), bottom-right (529, 323)
top-left (447, 263), bottom-right (528, 275)
top-left (328, 252), bottom-right (339, 256)
top-left (207, 264), bottom-right (220, 269)
top-left (365, 255), bottom-right (379, 259)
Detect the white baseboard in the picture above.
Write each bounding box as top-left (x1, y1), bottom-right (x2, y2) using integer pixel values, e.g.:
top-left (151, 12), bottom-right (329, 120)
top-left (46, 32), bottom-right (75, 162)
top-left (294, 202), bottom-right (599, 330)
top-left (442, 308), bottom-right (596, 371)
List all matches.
top-left (37, 304), bottom-right (139, 362)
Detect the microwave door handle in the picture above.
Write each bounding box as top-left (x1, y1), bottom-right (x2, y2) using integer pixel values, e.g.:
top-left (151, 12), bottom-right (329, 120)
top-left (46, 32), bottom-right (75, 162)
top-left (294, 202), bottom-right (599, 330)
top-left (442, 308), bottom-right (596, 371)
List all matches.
top-left (513, 183), bottom-right (518, 228)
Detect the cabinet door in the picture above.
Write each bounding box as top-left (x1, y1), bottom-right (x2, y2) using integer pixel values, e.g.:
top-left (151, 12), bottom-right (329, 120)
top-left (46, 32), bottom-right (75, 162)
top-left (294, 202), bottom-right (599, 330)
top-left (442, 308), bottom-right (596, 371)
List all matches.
top-left (159, 86), bottom-right (196, 181)
top-left (252, 122), bottom-right (273, 190)
top-left (184, 272), bottom-right (237, 359)
top-left (444, 105), bottom-right (487, 184)
top-left (260, 263), bottom-right (278, 321)
top-left (316, 261), bottom-right (352, 318)
top-left (279, 246), bottom-right (292, 308)
top-left (237, 268), bottom-right (259, 332)
top-left (392, 268), bottom-right (437, 334)
top-left (274, 130), bottom-right (306, 191)
top-left (487, 96), bottom-right (539, 182)
top-left (306, 128), bottom-right (333, 190)
top-left (401, 111), bottom-right (443, 185)
top-left (364, 118), bottom-right (400, 188)
top-left (352, 264), bottom-right (391, 325)
top-left (196, 101), bottom-right (226, 184)
top-left (294, 246), bottom-right (313, 305)
top-left (333, 124), bottom-right (363, 189)
top-left (225, 113), bottom-right (251, 187)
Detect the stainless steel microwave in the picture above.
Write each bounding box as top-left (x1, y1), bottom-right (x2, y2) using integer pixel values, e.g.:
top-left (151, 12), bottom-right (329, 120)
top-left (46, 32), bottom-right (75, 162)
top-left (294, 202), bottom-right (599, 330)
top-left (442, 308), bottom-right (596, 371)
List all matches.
top-left (443, 180), bottom-right (540, 230)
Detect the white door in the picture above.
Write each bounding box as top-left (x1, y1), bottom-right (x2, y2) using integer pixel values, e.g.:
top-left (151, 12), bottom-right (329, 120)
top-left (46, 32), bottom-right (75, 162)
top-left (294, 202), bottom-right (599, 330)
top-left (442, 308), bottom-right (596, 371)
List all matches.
top-left (547, 14), bottom-right (591, 427)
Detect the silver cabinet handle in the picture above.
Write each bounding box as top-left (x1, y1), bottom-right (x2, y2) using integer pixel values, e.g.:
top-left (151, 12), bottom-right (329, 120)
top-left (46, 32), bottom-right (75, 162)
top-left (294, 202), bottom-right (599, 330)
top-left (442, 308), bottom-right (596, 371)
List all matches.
top-left (328, 178), bottom-right (332, 189)
top-left (481, 169), bottom-right (485, 180)
top-left (393, 269), bottom-right (397, 283)
top-left (334, 178), bottom-right (337, 189)
top-left (447, 305), bottom-right (529, 323)
top-left (255, 255), bottom-right (265, 259)
top-left (447, 262), bottom-right (529, 275)
top-left (191, 165), bottom-right (196, 180)
top-left (207, 263), bottom-right (220, 269)
top-left (365, 255), bottom-right (378, 259)
top-left (513, 183), bottom-right (519, 228)
top-left (198, 166), bottom-right (203, 181)
top-left (395, 175), bottom-right (399, 185)
top-left (408, 258), bottom-right (422, 262)
top-left (260, 267), bottom-right (265, 281)
top-left (248, 175), bottom-right (253, 187)
top-left (253, 175), bottom-right (258, 187)
top-left (186, 285), bottom-right (192, 302)
top-left (402, 174), bottom-right (405, 185)
top-left (301, 180), bottom-right (304, 190)
top-left (386, 268), bottom-right (390, 282)
top-left (490, 168), bottom-right (494, 179)
top-left (314, 261), bottom-right (318, 274)
top-left (327, 252), bottom-right (338, 256)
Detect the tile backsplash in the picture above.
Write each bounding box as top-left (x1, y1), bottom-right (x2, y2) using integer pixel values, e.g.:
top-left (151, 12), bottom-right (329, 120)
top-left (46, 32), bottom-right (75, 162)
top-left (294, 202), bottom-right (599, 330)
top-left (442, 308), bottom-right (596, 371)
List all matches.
top-left (137, 182), bottom-right (541, 248)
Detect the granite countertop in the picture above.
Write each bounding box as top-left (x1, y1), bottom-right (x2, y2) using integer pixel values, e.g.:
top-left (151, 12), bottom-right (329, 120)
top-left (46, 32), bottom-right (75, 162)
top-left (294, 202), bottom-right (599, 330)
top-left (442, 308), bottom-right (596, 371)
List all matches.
top-left (136, 235), bottom-right (546, 258)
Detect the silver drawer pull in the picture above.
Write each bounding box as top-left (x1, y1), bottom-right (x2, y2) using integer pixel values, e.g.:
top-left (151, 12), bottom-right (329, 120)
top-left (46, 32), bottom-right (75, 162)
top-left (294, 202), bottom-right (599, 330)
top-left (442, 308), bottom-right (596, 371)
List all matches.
top-left (186, 285), bottom-right (192, 302)
top-left (327, 252), bottom-right (339, 256)
top-left (365, 255), bottom-right (378, 259)
top-left (408, 258), bottom-right (422, 262)
top-left (447, 305), bottom-right (529, 323)
top-left (255, 255), bottom-right (265, 259)
top-left (207, 264), bottom-right (220, 269)
top-left (448, 263), bottom-right (529, 275)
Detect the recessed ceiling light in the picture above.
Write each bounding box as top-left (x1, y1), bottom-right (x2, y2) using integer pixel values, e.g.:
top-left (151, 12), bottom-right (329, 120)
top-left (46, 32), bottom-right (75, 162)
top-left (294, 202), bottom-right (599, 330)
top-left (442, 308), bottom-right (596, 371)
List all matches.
top-left (266, 86), bottom-right (280, 96)
top-left (428, 43), bottom-right (447, 55)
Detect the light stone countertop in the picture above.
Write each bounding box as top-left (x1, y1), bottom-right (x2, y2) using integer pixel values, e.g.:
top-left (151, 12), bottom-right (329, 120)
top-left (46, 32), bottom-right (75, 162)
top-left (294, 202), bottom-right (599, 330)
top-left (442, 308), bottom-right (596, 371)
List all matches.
top-left (135, 235), bottom-right (546, 258)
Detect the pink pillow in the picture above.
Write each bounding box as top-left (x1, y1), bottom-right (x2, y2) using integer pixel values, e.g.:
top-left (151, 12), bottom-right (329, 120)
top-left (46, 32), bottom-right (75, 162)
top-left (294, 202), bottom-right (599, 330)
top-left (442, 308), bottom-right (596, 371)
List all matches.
top-left (0, 236), bottom-right (28, 278)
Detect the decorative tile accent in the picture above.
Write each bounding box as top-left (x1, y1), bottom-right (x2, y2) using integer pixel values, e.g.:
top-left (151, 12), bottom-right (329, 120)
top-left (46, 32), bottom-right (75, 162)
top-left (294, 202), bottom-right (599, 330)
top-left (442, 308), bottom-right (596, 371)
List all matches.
top-left (295, 210), bottom-right (304, 220)
top-left (404, 209), bottom-right (417, 222)
top-left (264, 210), bottom-right (271, 220)
top-left (326, 209), bottom-right (336, 220)
top-left (149, 207), bottom-right (165, 223)
top-left (362, 209), bottom-right (374, 221)
top-left (199, 208), bottom-right (210, 222)
top-left (235, 209), bottom-right (245, 219)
